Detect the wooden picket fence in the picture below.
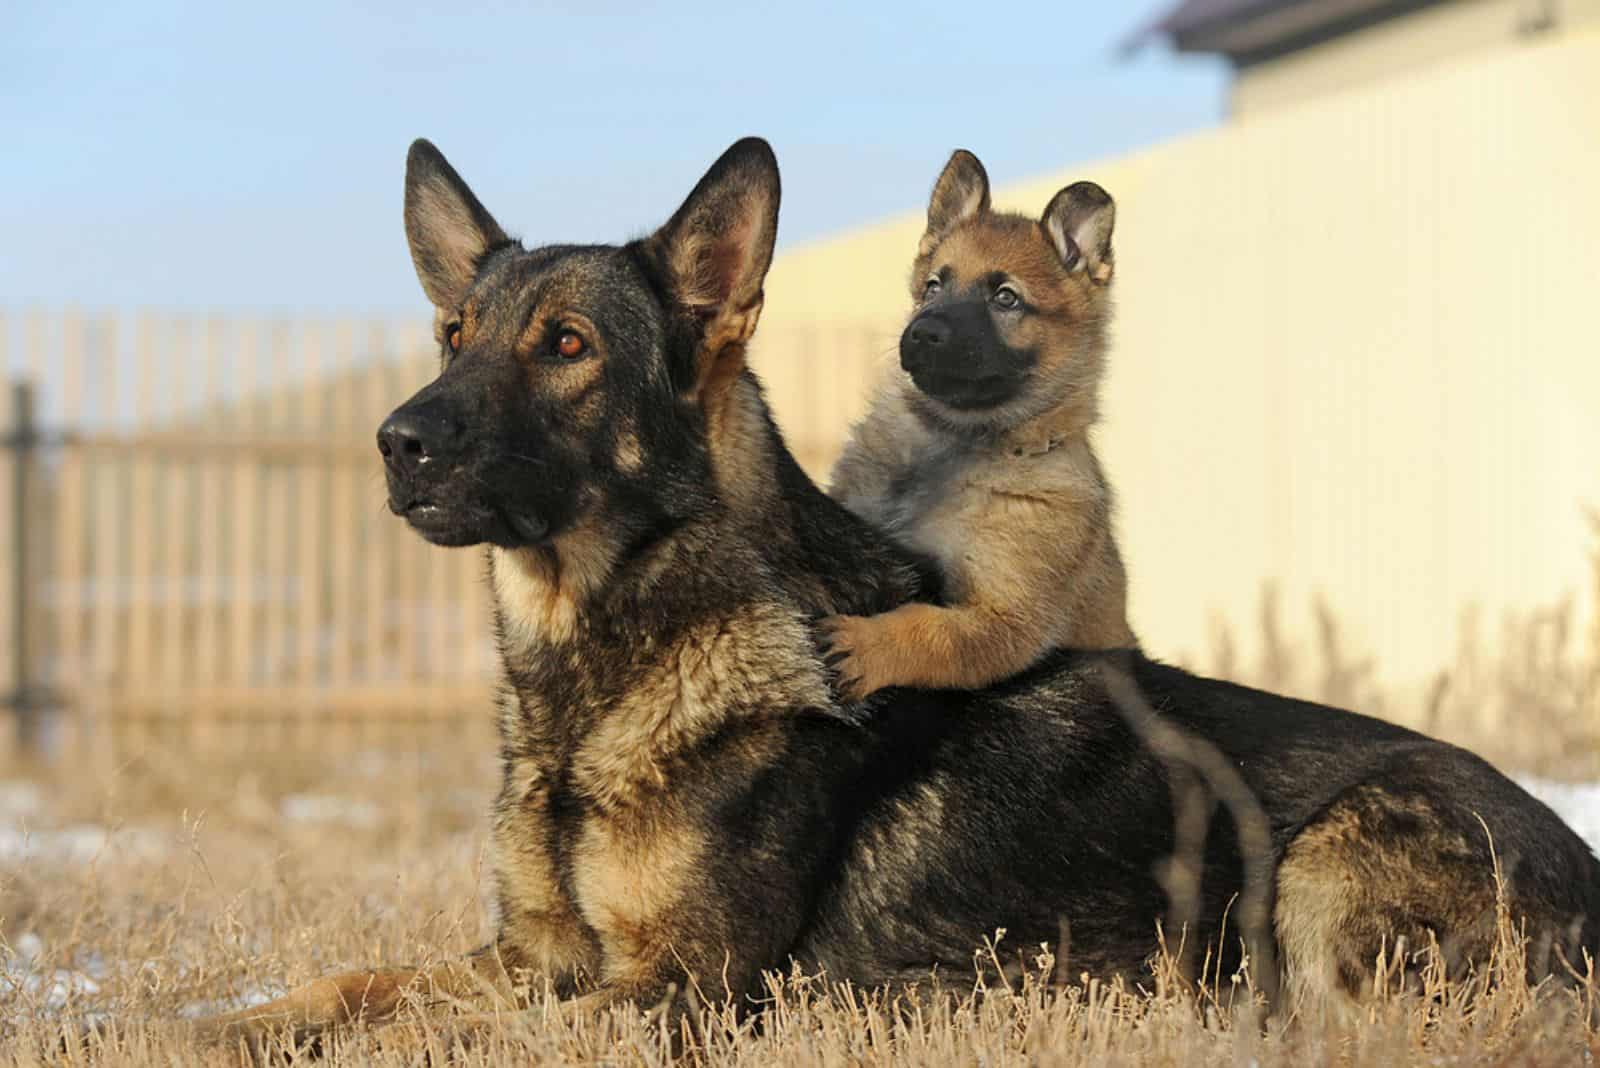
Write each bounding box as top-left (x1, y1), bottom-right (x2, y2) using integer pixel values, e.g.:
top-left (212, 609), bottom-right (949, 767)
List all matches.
top-left (0, 309), bottom-right (884, 742)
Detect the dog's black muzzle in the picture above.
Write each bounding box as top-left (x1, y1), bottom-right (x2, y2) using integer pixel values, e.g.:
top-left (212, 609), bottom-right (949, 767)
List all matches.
top-left (377, 377), bottom-right (550, 548)
top-left (900, 301), bottom-right (1033, 411)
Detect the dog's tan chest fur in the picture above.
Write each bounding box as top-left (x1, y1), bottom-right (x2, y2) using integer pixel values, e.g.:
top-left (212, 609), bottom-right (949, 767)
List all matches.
top-left (488, 544), bottom-right (830, 993)
top-left (568, 601), bottom-right (830, 812)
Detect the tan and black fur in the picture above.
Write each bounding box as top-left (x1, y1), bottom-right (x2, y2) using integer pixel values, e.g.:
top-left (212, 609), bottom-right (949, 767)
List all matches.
top-left (188, 138), bottom-right (1600, 1049)
top-left (823, 151), bottom-right (1135, 701)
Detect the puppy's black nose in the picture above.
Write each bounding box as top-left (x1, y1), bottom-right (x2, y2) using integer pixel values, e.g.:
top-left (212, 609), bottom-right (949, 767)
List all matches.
top-left (907, 316), bottom-right (950, 348)
top-left (378, 410), bottom-right (453, 476)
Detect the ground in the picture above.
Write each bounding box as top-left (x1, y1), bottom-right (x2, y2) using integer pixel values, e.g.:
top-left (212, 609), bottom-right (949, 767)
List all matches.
top-left (2, 589), bottom-right (1598, 1064)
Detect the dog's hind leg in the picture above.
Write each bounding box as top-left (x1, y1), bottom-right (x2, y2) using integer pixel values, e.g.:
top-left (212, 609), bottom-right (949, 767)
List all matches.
top-left (1274, 781), bottom-right (1501, 1025)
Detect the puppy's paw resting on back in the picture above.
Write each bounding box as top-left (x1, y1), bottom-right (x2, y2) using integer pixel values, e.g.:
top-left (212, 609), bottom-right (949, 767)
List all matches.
top-left (817, 613), bottom-right (898, 704)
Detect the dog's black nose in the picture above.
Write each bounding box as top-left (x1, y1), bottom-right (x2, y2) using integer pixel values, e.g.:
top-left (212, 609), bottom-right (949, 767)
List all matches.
top-left (901, 314), bottom-right (953, 376)
top-left (378, 410), bottom-right (453, 476)
top-left (907, 316), bottom-right (950, 348)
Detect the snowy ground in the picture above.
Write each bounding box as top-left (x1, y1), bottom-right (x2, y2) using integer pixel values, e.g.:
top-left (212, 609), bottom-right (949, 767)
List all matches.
top-left (1, 931), bottom-right (102, 1012)
top-left (1515, 777), bottom-right (1600, 859)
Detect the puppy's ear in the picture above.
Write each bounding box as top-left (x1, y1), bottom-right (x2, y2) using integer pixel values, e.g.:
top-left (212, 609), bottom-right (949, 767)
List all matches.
top-left (649, 137), bottom-right (780, 401)
top-left (919, 150), bottom-right (991, 260)
top-left (404, 139), bottom-right (510, 310)
top-left (1042, 181), bottom-right (1115, 284)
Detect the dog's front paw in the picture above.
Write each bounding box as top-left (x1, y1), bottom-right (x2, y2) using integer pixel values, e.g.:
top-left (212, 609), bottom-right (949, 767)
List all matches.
top-left (817, 614), bottom-right (888, 704)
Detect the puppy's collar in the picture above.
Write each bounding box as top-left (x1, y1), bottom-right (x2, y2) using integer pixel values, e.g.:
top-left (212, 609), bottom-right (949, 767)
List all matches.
top-left (1002, 402), bottom-right (1094, 458)
top-left (1007, 431), bottom-right (1069, 459)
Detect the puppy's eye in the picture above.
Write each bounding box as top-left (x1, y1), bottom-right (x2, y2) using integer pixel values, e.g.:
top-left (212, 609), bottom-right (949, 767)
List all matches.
top-left (993, 286), bottom-right (1021, 310)
top-left (554, 329), bottom-right (587, 359)
top-left (445, 323), bottom-right (462, 353)
top-left (922, 278), bottom-right (942, 301)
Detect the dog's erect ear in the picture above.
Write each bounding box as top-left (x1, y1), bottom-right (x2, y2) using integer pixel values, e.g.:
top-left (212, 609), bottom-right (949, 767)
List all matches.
top-left (650, 137), bottom-right (780, 397)
top-left (404, 139), bottom-right (509, 310)
top-left (1042, 181), bottom-right (1115, 284)
top-left (919, 150), bottom-right (991, 260)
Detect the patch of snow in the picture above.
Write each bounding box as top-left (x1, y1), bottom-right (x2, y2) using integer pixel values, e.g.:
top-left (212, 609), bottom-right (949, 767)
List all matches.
top-left (0, 781), bottom-right (43, 819)
top-left (178, 985), bottom-right (281, 1019)
top-left (0, 824), bottom-right (168, 864)
top-left (352, 750), bottom-right (393, 779)
top-left (279, 794), bottom-right (382, 829)
top-left (1, 932), bottom-right (104, 1011)
top-left (1516, 777), bottom-right (1600, 857)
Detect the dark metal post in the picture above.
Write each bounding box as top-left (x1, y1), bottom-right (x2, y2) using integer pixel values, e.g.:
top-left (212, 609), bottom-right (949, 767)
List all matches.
top-left (6, 381), bottom-right (39, 751)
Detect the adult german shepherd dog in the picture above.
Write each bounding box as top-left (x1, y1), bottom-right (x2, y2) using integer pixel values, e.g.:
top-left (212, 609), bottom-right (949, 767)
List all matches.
top-left (202, 138), bottom-right (1600, 1044)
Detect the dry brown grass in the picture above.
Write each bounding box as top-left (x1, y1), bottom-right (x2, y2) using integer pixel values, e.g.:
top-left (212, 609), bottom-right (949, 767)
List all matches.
top-left (1, 730), bottom-right (1597, 1065)
top-left (1, 534), bottom-right (1597, 1064)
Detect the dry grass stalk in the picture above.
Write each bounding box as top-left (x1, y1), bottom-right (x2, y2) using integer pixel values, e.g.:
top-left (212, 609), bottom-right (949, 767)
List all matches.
top-left (1098, 661), bottom-right (1278, 1011)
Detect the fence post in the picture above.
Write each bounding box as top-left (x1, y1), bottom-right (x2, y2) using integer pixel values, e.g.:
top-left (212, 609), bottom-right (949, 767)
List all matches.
top-left (4, 380), bottom-right (40, 751)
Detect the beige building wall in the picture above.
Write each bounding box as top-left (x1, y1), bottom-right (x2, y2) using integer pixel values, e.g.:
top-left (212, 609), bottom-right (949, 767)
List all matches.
top-left (753, 26), bottom-right (1600, 695)
top-left (1231, 0), bottom-right (1600, 116)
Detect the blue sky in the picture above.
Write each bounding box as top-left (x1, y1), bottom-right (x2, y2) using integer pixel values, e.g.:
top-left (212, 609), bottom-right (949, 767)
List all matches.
top-left (3, 1), bottom-right (1225, 314)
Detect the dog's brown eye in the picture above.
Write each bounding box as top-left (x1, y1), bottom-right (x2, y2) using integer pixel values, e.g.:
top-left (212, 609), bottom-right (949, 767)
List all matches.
top-left (922, 278), bottom-right (942, 301)
top-left (445, 323), bottom-right (462, 353)
top-left (993, 286), bottom-right (1021, 310)
top-left (555, 329), bottom-right (587, 359)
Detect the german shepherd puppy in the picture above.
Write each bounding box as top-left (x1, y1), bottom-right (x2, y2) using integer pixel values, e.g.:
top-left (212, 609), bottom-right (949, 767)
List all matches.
top-left (193, 138), bottom-right (1600, 1046)
top-left (824, 150), bottom-right (1135, 701)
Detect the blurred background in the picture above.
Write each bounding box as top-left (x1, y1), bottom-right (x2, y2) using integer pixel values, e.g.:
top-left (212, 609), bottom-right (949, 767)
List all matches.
top-left (2, 0), bottom-right (1597, 777)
